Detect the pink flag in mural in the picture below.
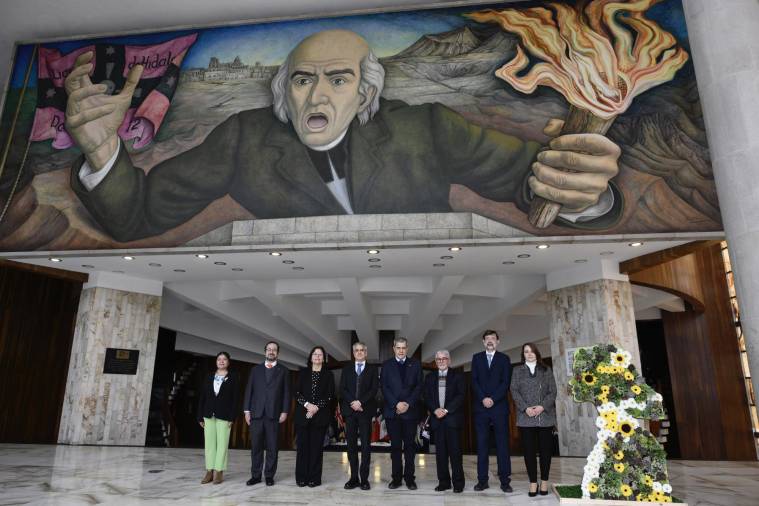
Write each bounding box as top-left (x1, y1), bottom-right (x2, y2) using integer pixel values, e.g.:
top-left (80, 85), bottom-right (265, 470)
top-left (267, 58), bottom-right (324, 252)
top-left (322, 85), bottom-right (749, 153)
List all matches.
top-left (30, 34), bottom-right (197, 149)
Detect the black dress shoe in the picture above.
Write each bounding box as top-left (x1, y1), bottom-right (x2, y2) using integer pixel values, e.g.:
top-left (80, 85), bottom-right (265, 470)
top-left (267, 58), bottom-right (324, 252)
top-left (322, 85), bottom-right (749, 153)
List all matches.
top-left (308, 481), bottom-right (321, 487)
top-left (453, 487), bottom-right (464, 493)
top-left (474, 481), bottom-right (489, 491)
top-left (388, 480), bottom-right (402, 489)
top-left (406, 480), bottom-right (417, 490)
top-left (246, 477), bottom-right (261, 486)
top-left (344, 479), bottom-right (360, 490)
top-left (297, 481), bottom-right (307, 487)
top-left (360, 482), bottom-right (371, 490)
top-left (501, 484), bottom-right (513, 493)
top-left (435, 483), bottom-right (452, 492)
top-left (265, 477), bottom-right (274, 486)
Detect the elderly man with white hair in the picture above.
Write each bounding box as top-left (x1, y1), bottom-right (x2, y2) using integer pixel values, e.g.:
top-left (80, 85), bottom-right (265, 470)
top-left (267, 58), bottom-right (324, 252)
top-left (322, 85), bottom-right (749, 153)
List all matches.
top-left (65, 29), bottom-right (622, 242)
top-left (424, 349), bottom-right (466, 493)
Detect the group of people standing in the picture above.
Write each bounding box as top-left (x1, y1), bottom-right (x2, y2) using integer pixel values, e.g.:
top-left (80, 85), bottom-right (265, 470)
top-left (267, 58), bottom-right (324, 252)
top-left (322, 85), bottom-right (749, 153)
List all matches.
top-left (195, 330), bottom-right (557, 497)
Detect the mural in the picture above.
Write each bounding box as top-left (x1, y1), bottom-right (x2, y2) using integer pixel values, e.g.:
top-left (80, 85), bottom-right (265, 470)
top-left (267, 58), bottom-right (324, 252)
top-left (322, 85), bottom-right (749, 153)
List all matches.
top-left (0, 0), bottom-right (718, 251)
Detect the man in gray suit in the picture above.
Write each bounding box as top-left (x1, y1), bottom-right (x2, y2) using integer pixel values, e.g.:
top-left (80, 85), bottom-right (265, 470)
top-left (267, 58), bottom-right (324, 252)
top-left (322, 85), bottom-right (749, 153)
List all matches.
top-left (243, 341), bottom-right (290, 486)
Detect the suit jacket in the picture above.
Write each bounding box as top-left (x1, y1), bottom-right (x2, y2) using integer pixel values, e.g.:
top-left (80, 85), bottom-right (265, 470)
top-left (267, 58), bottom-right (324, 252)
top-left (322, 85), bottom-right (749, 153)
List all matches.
top-left (197, 371), bottom-right (239, 423)
top-left (381, 357), bottom-right (423, 421)
top-left (339, 362), bottom-right (379, 420)
top-left (243, 363), bottom-right (290, 420)
top-left (471, 351), bottom-right (512, 415)
top-left (70, 99), bottom-right (620, 242)
top-left (423, 368), bottom-right (465, 429)
top-left (293, 367), bottom-right (335, 427)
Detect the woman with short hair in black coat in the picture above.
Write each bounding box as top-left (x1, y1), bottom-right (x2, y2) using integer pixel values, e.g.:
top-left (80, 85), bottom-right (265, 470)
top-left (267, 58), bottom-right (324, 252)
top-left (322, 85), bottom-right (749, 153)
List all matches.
top-left (197, 351), bottom-right (239, 484)
top-left (294, 346), bottom-right (335, 487)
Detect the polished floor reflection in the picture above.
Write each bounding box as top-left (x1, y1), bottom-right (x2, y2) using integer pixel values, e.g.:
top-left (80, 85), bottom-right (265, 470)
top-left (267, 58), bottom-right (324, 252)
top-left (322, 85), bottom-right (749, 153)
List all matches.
top-left (1, 444), bottom-right (757, 505)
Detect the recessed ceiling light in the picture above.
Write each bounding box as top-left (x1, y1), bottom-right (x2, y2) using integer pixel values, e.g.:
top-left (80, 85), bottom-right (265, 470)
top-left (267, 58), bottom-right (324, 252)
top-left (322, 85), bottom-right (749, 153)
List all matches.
top-left (232, 267), bottom-right (243, 272)
top-left (502, 261), bottom-right (515, 265)
top-left (112, 270), bottom-right (125, 274)
top-left (574, 259), bottom-right (588, 263)
top-left (433, 263), bottom-right (445, 267)
top-left (440, 255), bottom-right (453, 260)
top-left (293, 266), bottom-right (305, 270)
top-left (368, 258), bottom-right (381, 262)
top-left (148, 263), bottom-right (162, 267)
top-left (195, 254), bottom-right (209, 259)
top-left (517, 254), bottom-right (531, 259)
top-left (81, 264), bottom-right (94, 269)
top-left (600, 251), bottom-right (615, 256)
top-left (536, 244), bottom-right (550, 250)
top-left (173, 269), bottom-right (186, 273)
top-left (269, 252), bottom-right (282, 256)
top-left (214, 261), bottom-right (226, 266)
top-left (367, 249), bottom-right (380, 255)
top-left (369, 265), bottom-right (382, 269)
top-left (122, 256), bottom-right (134, 261)
top-left (283, 260), bottom-right (295, 264)
top-left (49, 258), bottom-right (62, 262)
top-left (629, 242), bottom-right (644, 247)
top-left (448, 247), bottom-right (462, 252)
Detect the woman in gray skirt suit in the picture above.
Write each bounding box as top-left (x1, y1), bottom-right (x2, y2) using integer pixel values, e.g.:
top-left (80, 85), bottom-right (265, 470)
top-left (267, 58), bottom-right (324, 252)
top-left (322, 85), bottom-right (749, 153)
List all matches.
top-left (510, 342), bottom-right (557, 497)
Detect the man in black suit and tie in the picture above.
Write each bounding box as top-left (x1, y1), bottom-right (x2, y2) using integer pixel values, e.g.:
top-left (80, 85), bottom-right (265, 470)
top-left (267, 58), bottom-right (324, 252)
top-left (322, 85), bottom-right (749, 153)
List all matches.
top-left (243, 341), bottom-right (290, 486)
top-left (471, 329), bottom-right (513, 493)
top-left (424, 349), bottom-right (465, 493)
top-left (340, 341), bottom-right (379, 491)
top-left (381, 336), bottom-right (423, 490)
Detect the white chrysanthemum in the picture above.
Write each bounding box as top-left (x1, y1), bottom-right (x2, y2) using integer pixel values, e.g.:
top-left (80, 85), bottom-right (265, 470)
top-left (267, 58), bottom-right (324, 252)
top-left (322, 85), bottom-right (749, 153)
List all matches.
top-left (653, 482), bottom-right (663, 492)
top-left (663, 484), bottom-right (672, 493)
top-left (596, 416), bottom-right (606, 428)
top-left (652, 393), bottom-right (663, 402)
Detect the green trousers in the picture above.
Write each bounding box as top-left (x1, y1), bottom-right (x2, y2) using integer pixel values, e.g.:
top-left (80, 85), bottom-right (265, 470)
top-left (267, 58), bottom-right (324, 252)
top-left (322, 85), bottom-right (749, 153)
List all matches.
top-left (203, 417), bottom-right (232, 471)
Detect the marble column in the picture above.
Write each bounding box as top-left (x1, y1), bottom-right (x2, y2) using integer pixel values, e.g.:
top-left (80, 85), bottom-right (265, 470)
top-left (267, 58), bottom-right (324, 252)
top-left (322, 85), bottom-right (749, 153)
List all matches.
top-left (683, 0), bottom-right (759, 427)
top-left (546, 261), bottom-right (640, 456)
top-left (58, 272), bottom-right (163, 445)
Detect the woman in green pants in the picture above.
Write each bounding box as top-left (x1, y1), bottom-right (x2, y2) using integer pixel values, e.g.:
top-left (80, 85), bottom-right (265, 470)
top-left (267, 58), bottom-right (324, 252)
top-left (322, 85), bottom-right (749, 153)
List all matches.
top-left (197, 351), bottom-right (239, 484)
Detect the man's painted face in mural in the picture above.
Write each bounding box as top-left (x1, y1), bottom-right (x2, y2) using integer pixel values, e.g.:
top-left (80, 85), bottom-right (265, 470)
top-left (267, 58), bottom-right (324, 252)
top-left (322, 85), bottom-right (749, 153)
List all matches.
top-left (286, 30), bottom-right (374, 148)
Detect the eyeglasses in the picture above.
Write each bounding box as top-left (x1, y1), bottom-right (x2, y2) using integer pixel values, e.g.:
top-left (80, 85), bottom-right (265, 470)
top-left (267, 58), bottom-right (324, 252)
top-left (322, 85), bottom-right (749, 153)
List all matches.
top-left (435, 357), bottom-right (450, 361)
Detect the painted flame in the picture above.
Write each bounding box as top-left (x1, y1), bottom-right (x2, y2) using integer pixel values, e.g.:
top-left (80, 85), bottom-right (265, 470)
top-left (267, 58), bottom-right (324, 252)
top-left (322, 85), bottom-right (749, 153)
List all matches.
top-left (468, 0), bottom-right (689, 120)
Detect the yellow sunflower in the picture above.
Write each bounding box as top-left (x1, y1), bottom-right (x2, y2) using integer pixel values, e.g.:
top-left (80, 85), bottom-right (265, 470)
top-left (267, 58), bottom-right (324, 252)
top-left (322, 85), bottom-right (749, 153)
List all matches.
top-left (619, 422), bottom-right (635, 437)
top-left (631, 385), bottom-right (642, 395)
top-left (613, 451), bottom-right (624, 460)
top-left (624, 371), bottom-right (635, 381)
top-left (582, 373), bottom-right (596, 385)
top-left (614, 462), bottom-right (625, 473)
top-left (644, 475), bottom-right (654, 486)
top-left (620, 484), bottom-right (633, 497)
top-left (612, 352), bottom-right (626, 364)
top-left (662, 496), bottom-right (673, 503)
top-left (601, 385), bottom-right (610, 393)
top-left (596, 364), bottom-right (605, 373)
top-left (588, 483), bottom-right (598, 493)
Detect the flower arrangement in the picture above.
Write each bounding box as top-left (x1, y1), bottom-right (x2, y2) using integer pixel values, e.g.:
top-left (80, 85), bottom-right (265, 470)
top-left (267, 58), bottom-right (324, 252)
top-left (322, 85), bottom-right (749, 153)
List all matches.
top-left (570, 344), bottom-right (673, 502)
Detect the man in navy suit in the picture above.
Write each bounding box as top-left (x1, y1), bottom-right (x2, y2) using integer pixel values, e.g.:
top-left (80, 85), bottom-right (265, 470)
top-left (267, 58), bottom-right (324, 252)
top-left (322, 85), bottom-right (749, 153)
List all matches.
top-left (471, 330), bottom-right (513, 493)
top-left (340, 341), bottom-right (379, 491)
top-left (424, 349), bottom-right (466, 493)
top-left (243, 341), bottom-right (290, 487)
top-left (381, 336), bottom-right (423, 490)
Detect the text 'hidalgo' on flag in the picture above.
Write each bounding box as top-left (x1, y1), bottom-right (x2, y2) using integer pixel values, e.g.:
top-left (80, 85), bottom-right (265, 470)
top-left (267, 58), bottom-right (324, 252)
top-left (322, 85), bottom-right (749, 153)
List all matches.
top-left (30, 33), bottom-right (198, 150)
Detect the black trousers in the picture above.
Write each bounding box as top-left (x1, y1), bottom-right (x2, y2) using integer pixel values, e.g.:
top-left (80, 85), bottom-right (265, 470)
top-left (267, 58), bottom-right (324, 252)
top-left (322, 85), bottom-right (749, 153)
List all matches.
top-left (250, 417), bottom-right (279, 479)
top-left (295, 423), bottom-right (328, 484)
top-left (388, 417), bottom-right (417, 482)
top-left (432, 423), bottom-right (465, 489)
top-left (520, 426), bottom-right (554, 482)
top-left (345, 415), bottom-right (372, 483)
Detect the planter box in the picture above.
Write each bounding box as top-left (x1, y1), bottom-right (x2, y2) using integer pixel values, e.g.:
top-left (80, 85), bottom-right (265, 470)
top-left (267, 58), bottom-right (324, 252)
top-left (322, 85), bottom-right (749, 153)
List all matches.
top-left (553, 485), bottom-right (687, 505)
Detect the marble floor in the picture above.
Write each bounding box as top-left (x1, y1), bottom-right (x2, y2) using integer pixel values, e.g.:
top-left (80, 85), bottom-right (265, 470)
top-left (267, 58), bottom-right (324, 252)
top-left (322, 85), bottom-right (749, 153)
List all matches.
top-left (1, 445), bottom-right (757, 505)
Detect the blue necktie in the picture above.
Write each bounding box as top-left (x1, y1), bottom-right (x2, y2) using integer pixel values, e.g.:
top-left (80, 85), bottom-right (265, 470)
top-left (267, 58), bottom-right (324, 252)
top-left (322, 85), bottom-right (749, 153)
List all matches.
top-left (357, 363), bottom-right (363, 375)
top-left (487, 354), bottom-right (493, 368)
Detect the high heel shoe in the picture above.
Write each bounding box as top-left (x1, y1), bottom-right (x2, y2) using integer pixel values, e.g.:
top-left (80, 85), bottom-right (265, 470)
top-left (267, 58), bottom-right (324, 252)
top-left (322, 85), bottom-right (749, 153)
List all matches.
top-left (528, 482), bottom-right (538, 497)
top-left (539, 481), bottom-right (549, 496)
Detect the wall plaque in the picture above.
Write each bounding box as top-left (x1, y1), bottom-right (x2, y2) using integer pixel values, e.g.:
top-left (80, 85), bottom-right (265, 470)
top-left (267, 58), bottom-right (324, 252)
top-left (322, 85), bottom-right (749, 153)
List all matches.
top-left (103, 348), bottom-right (140, 375)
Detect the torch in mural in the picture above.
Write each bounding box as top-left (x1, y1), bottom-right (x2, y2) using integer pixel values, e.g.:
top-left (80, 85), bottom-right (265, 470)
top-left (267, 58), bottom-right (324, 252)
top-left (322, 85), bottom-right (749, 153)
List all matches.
top-left (468, 0), bottom-right (689, 228)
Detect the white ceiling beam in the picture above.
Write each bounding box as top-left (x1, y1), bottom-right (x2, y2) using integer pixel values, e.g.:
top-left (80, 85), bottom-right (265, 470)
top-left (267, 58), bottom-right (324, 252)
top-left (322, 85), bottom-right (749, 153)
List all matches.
top-left (401, 275), bottom-right (464, 355)
top-left (275, 278), bottom-right (341, 296)
top-left (175, 331), bottom-right (268, 366)
top-left (337, 277), bottom-right (379, 360)
top-left (375, 315), bottom-right (403, 330)
top-left (371, 299), bottom-right (411, 315)
top-left (321, 299), bottom-right (348, 315)
top-left (236, 280), bottom-right (350, 360)
top-left (423, 274), bottom-right (545, 361)
top-left (359, 276), bottom-right (435, 294)
top-left (164, 281), bottom-right (315, 357)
